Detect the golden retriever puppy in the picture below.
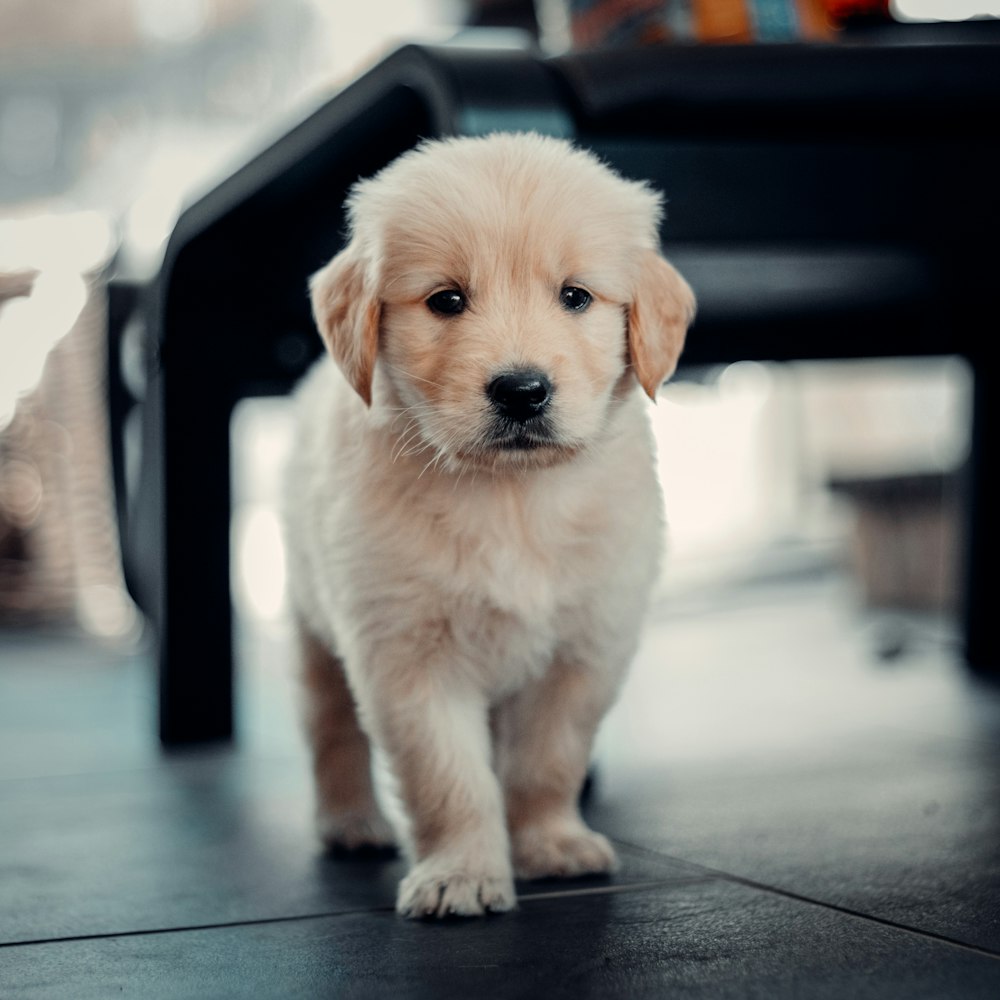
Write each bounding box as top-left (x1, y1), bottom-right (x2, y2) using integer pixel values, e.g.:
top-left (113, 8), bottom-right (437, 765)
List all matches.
top-left (284, 132), bottom-right (694, 919)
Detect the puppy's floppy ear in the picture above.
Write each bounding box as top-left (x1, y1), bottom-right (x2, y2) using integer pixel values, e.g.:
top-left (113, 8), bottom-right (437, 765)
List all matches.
top-left (309, 244), bottom-right (380, 406)
top-left (627, 250), bottom-right (696, 401)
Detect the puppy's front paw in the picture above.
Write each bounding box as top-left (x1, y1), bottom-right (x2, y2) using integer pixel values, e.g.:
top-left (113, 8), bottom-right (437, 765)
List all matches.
top-left (318, 809), bottom-right (397, 856)
top-left (512, 821), bottom-right (619, 880)
top-left (396, 858), bottom-right (516, 919)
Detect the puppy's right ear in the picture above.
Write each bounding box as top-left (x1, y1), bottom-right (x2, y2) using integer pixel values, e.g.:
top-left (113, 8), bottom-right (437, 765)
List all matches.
top-left (309, 245), bottom-right (380, 406)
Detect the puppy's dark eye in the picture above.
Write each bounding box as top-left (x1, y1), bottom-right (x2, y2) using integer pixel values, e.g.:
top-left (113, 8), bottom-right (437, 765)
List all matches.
top-left (560, 286), bottom-right (592, 312)
top-left (426, 289), bottom-right (466, 316)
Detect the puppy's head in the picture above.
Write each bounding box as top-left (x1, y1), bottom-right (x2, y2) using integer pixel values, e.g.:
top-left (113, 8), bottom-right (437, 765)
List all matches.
top-left (310, 133), bottom-right (694, 472)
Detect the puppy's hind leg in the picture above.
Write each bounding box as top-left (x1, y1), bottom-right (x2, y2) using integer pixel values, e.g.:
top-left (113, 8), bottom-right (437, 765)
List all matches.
top-left (496, 657), bottom-right (621, 880)
top-left (297, 621), bottom-right (396, 855)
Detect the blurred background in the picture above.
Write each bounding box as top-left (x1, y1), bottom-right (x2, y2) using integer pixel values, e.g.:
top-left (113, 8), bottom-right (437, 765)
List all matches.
top-left (0, 0), bottom-right (994, 653)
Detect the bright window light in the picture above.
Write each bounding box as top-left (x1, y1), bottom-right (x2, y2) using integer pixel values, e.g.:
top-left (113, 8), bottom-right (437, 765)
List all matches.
top-left (233, 505), bottom-right (288, 623)
top-left (892, 0), bottom-right (1000, 20)
top-left (0, 270), bottom-right (88, 431)
top-left (0, 212), bottom-right (114, 430)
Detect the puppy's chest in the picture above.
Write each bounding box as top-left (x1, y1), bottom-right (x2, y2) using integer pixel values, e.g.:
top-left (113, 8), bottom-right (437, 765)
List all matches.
top-left (432, 489), bottom-right (601, 619)
top-left (427, 496), bottom-right (603, 695)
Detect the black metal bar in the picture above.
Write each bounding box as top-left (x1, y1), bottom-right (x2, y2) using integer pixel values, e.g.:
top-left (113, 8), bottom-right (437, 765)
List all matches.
top-left (963, 361), bottom-right (998, 673)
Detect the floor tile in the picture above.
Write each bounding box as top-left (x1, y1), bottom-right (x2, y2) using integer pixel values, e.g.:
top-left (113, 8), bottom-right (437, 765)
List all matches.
top-left (3, 879), bottom-right (999, 999)
top-left (3, 574), bottom-right (1000, 996)
top-left (0, 631), bottom-right (156, 781)
top-left (589, 581), bottom-right (1000, 953)
top-left (0, 748), bottom-right (696, 946)
top-left (590, 736), bottom-right (1000, 954)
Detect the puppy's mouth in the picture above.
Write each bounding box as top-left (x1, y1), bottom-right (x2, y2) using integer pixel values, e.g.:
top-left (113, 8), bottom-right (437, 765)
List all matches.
top-left (496, 435), bottom-right (544, 451)
top-left (453, 417), bottom-right (583, 470)
top-left (485, 417), bottom-right (557, 452)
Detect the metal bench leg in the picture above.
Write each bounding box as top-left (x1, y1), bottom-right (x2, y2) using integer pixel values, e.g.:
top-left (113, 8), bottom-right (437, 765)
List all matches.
top-left (963, 360), bottom-right (998, 674)
top-left (157, 365), bottom-right (235, 744)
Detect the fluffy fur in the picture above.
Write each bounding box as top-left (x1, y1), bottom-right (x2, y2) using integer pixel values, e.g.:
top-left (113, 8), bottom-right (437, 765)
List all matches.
top-left (284, 132), bottom-right (695, 919)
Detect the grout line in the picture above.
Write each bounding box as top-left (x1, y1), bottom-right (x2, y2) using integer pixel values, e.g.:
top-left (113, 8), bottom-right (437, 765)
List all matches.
top-left (0, 877), bottom-right (715, 951)
top-left (0, 907), bottom-right (395, 951)
top-left (612, 838), bottom-right (1000, 962)
top-left (519, 876), bottom-right (715, 904)
top-left (723, 874), bottom-right (1000, 962)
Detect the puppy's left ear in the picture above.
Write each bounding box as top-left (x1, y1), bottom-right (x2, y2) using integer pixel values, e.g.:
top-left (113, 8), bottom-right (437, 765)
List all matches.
top-left (627, 250), bottom-right (696, 401)
top-left (309, 244), bottom-right (381, 406)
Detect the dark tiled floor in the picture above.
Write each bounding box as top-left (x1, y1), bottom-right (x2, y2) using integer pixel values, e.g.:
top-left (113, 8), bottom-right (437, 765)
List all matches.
top-left (2, 575), bottom-right (1000, 997)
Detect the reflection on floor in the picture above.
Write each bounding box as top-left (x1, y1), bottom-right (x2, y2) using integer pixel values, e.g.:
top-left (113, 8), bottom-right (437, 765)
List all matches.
top-left (2, 573), bottom-right (999, 997)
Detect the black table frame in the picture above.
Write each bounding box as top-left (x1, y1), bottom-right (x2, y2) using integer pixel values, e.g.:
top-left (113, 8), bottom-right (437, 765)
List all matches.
top-left (119, 37), bottom-right (1000, 744)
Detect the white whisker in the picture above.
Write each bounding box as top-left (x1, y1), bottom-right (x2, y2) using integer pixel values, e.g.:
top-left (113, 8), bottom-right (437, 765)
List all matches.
top-left (382, 362), bottom-right (447, 392)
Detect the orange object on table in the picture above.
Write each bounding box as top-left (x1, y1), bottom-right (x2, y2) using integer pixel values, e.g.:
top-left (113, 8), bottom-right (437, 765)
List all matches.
top-left (566, 0), bottom-right (840, 48)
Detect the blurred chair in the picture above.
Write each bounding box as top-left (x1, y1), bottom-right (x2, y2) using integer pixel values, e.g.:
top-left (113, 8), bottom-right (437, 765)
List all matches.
top-left (110, 27), bottom-right (1000, 743)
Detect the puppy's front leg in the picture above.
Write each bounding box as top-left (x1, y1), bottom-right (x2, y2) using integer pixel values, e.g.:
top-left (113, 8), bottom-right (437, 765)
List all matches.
top-left (496, 656), bottom-right (621, 880)
top-left (353, 641), bottom-right (515, 919)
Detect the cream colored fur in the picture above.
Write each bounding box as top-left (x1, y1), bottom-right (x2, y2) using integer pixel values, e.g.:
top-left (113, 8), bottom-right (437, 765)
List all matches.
top-left (284, 132), bottom-right (695, 919)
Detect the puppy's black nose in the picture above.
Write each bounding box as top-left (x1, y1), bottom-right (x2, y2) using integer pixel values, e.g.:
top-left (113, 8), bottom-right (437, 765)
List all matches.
top-left (487, 370), bottom-right (552, 422)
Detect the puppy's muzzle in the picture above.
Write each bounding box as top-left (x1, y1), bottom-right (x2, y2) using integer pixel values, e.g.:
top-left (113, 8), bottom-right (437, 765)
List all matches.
top-left (486, 370), bottom-right (552, 423)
